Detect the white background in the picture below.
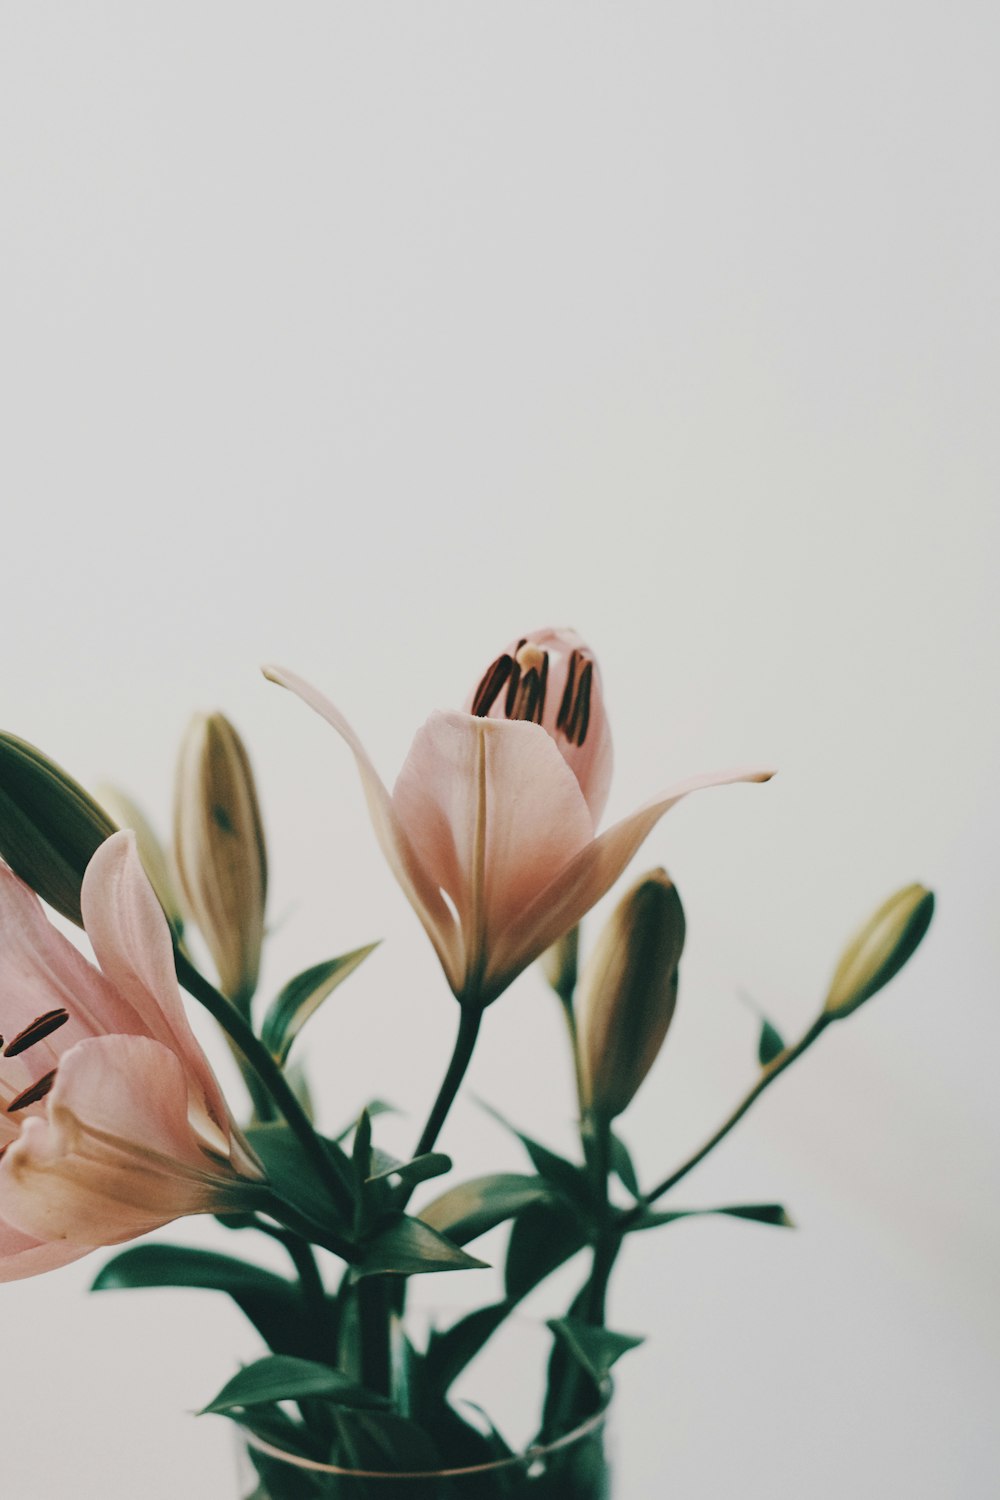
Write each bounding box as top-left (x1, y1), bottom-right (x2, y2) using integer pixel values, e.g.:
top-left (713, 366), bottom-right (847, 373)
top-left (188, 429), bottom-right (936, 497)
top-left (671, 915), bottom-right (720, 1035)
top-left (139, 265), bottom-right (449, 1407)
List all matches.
top-left (1, 5), bottom-right (998, 1497)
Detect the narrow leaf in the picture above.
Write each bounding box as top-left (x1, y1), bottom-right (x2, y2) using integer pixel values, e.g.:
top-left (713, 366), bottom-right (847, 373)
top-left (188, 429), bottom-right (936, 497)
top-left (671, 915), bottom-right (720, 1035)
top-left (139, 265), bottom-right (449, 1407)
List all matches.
top-left (627, 1202), bottom-right (795, 1232)
top-left (262, 944), bottom-right (379, 1066)
top-left (366, 1152), bottom-right (452, 1189)
top-left (202, 1355), bottom-right (390, 1414)
top-left (548, 1317), bottom-right (644, 1385)
top-left (758, 1018), bottom-right (786, 1067)
top-left (609, 1133), bottom-right (640, 1198)
top-left (505, 1198), bottom-right (587, 1301)
top-left (354, 1215), bottom-right (488, 1278)
top-left (479, 1101), bottom-right (592, 1209)
top-left (245, 1122), bottom-right (354, 1236)
top-left (420, 1173), bottom-right (550, 1246)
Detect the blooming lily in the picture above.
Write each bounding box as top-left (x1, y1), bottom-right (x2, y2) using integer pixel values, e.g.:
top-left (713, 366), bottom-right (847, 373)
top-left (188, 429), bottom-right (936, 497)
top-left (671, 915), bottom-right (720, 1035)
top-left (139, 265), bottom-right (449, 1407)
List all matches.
top-left (0, 831), bottom-right (263, 1282)
top-left (265, 630), bottom-right (773, 1010)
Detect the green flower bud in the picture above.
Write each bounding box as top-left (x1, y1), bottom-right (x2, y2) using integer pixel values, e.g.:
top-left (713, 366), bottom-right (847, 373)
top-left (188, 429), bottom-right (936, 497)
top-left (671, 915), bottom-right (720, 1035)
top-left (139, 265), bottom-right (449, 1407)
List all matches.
top-left (823, 883), bottom-right (935, 1020)
top-left (578, 868), bottom-right (686, 1120)
top-left (95, 784), bottom-right (185, 938)
top-left (173, 713), bottom-right (267, 1006)
top-left (540, 925), bottom-right (580, 1002)
top-left (0, 733), bottom-right (116, 925)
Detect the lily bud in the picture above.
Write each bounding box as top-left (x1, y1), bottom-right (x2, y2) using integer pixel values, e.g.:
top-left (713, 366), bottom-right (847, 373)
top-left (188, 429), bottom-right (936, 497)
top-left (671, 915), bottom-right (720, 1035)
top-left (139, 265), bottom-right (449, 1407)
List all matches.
top-left (578, 868), bottom-right (686, 1120)
top-left (173, 713), bottom-right (267, 1005)
top-left (0, 733), bottom-right (116, 925)
top-left (540, 925), bottom-right (580, 1002)
top-left (95, 784), bottom-right (185, 938)
top-left (823, 883), bottom-right (935, 1021)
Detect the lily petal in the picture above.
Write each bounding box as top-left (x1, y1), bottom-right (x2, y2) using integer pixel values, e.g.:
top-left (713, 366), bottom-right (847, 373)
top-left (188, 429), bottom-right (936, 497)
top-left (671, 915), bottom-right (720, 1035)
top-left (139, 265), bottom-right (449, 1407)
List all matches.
top-left (483, 766), bottom-right (775, 999)
top-left (0, 1036), bottom-right (254, 1246)
top-left (263, 666), bottom-right (464, 990)
top-left (392, 714), bottom-right (594, 998)
top-left (0, 1216), bottom-right (91, 1284)
top-left (80, 833), bottom-right (231, 1153)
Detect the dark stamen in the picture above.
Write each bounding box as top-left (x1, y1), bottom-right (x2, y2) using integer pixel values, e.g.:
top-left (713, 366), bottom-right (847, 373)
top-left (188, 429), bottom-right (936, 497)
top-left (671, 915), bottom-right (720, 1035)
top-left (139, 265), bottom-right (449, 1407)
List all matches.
top-left (7, 1070), bottom-right (58, 1113)
top-left (565, 660), bottom-right (593, 746)
top-left (471, 655), bottom-right (513, 717)
top-left (4, 1009), bottom-right (71, 1058)
top-left (557, 650), bottom-right (581, 732)
top-left (504, 658), bottom-right (522, 716)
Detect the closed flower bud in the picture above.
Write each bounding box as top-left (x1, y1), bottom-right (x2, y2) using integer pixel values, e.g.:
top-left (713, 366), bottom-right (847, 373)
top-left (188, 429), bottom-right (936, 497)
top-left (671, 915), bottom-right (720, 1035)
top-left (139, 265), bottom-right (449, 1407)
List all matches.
top-left (578, 868), bottom-right (686, 1120)
top-left (0, 733), bottom-right (116, 925)
top-left (540, 925), bottom-right (580, 1002)
top-left (173, 713), bottom-right (267, 1005)
top-left (822, 883), bottom-right (934, 1021)
top-left (95, 784), bottom-right (185, 939)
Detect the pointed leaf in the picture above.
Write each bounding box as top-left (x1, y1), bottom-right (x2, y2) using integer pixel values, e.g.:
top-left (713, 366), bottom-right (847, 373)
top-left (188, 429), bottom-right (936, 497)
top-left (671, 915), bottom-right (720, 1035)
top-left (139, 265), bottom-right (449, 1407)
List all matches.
top-left (480, 1101), bottom-right (592, 1210)
top-left (354, 1215), bottom-right (488, 1278)
top-left (202, 1355), bottom-right (391, 1414)
top-left (505, 1198), bottom-right (587, 1301)
top-left (758, 1018), bottom-right (786, 1067)
top-left (366, 1152), bottom-right (452, 1189)
top-left (245, 1122), bottom-right (354, 1236)
top-left (334, 1099), bottom-right (398, 1144)
top-left (548, 1316), bottom-right (644, 1385)
top-left (92, 1245), bottom-right (311, 1357)
top-left (627, 1202), bottom-right (795, 1232)
top-left (609, 1133), bottom-right (640, 1198)
top-left (420, 1173), bottom-right (550, 1246)
top-left (262, 944), bottom-right (379, 1065)
top-left (424, 1303), bottom-right (513, 1395)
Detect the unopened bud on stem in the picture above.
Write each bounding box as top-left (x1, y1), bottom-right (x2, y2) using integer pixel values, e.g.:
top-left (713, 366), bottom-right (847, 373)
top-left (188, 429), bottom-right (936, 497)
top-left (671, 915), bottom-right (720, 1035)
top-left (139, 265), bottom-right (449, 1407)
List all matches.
top-left (578, 868), bottom-right (686, 1120)
top-left (822, 883), bottom-right (935, 1021)
top-left (174, 713), bottom-right (267, 1006)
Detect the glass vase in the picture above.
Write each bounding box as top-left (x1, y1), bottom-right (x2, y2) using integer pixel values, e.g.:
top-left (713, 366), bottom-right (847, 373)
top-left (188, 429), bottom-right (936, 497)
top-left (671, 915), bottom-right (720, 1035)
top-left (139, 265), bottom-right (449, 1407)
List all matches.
top-left (236, 1397), bottom-right (612, 1500)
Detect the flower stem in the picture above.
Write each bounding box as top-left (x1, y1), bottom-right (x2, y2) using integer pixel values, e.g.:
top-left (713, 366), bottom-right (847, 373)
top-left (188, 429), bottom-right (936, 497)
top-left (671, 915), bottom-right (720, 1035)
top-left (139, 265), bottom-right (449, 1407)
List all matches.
top-left (175, 951), bottom-right (354, 1219)
top-left (414, 1004), bottom-right (483, 1159)
top-left (621, 1016), bottom-right (829, 1225)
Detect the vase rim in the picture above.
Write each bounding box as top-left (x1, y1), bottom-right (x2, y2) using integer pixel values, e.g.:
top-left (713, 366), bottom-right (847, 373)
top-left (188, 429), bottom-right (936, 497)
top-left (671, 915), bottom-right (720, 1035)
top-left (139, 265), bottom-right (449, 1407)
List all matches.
top-left (241, 1382), bottom-right (612, 1481)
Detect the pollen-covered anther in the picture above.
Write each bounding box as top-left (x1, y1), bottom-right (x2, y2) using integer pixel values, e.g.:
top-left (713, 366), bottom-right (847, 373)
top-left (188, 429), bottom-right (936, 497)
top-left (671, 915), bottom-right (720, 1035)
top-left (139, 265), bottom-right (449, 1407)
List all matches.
top-left (507, 645), bottom-right (549, 725)
top-left (556, 649), bottom-right (594, 747)
top-left (7, 1069), bottom-right (58, 1114)
top-left (4, 1009), bottom-right (71, 1058)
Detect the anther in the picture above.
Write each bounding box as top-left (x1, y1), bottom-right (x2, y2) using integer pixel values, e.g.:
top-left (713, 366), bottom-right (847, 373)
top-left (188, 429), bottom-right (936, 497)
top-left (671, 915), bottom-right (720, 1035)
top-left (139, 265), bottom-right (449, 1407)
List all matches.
top-left (556, 651), bottom-right (593, 746)
top-left (4, 1009), bottom-right (71, 1058)
top-left (7, 1070), bottom-right (57, 1113)
top-left (471, 655), bottom-right (514, 717)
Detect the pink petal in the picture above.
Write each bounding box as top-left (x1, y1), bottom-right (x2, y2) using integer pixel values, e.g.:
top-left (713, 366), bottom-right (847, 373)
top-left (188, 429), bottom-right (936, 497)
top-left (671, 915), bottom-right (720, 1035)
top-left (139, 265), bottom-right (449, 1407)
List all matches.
top-left (0, 1215), bottom-right (92, 1283)
top-left (0, 864), bottom-right (140, 1057)
top-left (263, 666), bottom-right (465, 990)
top-left (0, 1036), bottom-right (252, 1247)
top-left (483, 766), bottom-right (775, 998)
top-left (80, 833), bottom-right (231, 1154)
top-left (393, 713), bottom-right (593, 999)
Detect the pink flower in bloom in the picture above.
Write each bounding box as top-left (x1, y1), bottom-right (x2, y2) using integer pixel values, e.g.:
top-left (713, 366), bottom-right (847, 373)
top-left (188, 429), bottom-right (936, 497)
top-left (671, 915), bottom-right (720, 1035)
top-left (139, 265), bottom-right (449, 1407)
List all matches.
top-left (0, 831), bottom-right (263, 1283)
top-left (266, 630), bottom-right (773, 1009)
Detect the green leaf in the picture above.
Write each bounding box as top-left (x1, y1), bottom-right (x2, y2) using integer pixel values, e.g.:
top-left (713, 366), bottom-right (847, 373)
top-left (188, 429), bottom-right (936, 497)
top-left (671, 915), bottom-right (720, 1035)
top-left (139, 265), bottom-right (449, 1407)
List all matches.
top-left (420, 1173), bottom-right (551, 1246)
top-left (91, 1245), bottom-right (312, 1357)
top-left (202, 1355), bottom-right (391, 1415)
top-left (505, 1198), bottom-right (587, 1301)
top-left (627, 1202), bottom-right (795, 1232)
top-left (334, 1099), bottom-right (398, 1144)
top-left (330, 1408), bottom-right (441, 1475)
top-left (480, 1101), bottom-right (592, 1210)
top-left (424, 1303), bottom-right (512, 1395)
top-left (261, 944), bottom-right (380, 1066)
top-left (366, 1152), bottom-right (452, 1189)
top-left (354, 1215), bottom-right (488, 1278)
top-left (548, 1317), bottom-right (643, 1385)
top-left (609, 1133), bottom-right (640, 1198)
top-left (245, 1122), bottom-right (354, 1237)
top-left (758, 1018), bottom-right (786, 1067)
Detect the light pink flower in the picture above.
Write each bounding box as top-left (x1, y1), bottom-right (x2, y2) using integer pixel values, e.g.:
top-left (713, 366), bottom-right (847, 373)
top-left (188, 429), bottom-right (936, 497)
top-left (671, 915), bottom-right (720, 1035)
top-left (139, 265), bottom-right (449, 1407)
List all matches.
top-left (0, 832), bottom-right (263, 1282)
top-left (265, 638), bottom-right (772, 1008)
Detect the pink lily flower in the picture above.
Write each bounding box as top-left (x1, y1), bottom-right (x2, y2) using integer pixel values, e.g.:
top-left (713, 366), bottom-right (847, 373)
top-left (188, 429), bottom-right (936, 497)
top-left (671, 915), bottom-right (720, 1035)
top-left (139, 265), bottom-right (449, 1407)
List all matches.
top-left (265, 633), bottom-right (773, 1009)
top-left (0, 831), bottom-right (263, 1283)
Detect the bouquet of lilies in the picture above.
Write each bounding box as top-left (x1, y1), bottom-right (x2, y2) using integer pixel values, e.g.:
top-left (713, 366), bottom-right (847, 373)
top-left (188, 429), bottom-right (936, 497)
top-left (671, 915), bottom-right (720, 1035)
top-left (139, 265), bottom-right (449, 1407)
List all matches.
top-left (0, 629), bottom-right (933, 1497)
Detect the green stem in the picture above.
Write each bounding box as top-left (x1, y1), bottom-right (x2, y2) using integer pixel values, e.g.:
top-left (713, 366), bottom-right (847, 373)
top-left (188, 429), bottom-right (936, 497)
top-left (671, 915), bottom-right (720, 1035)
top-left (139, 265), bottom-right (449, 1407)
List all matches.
top-left (621, 1016), bottom-right (828, 1226)
top-left (414, 1004), bottom-right (483, 1159)
top-left (175, 951), bottom-right (354, 1218)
